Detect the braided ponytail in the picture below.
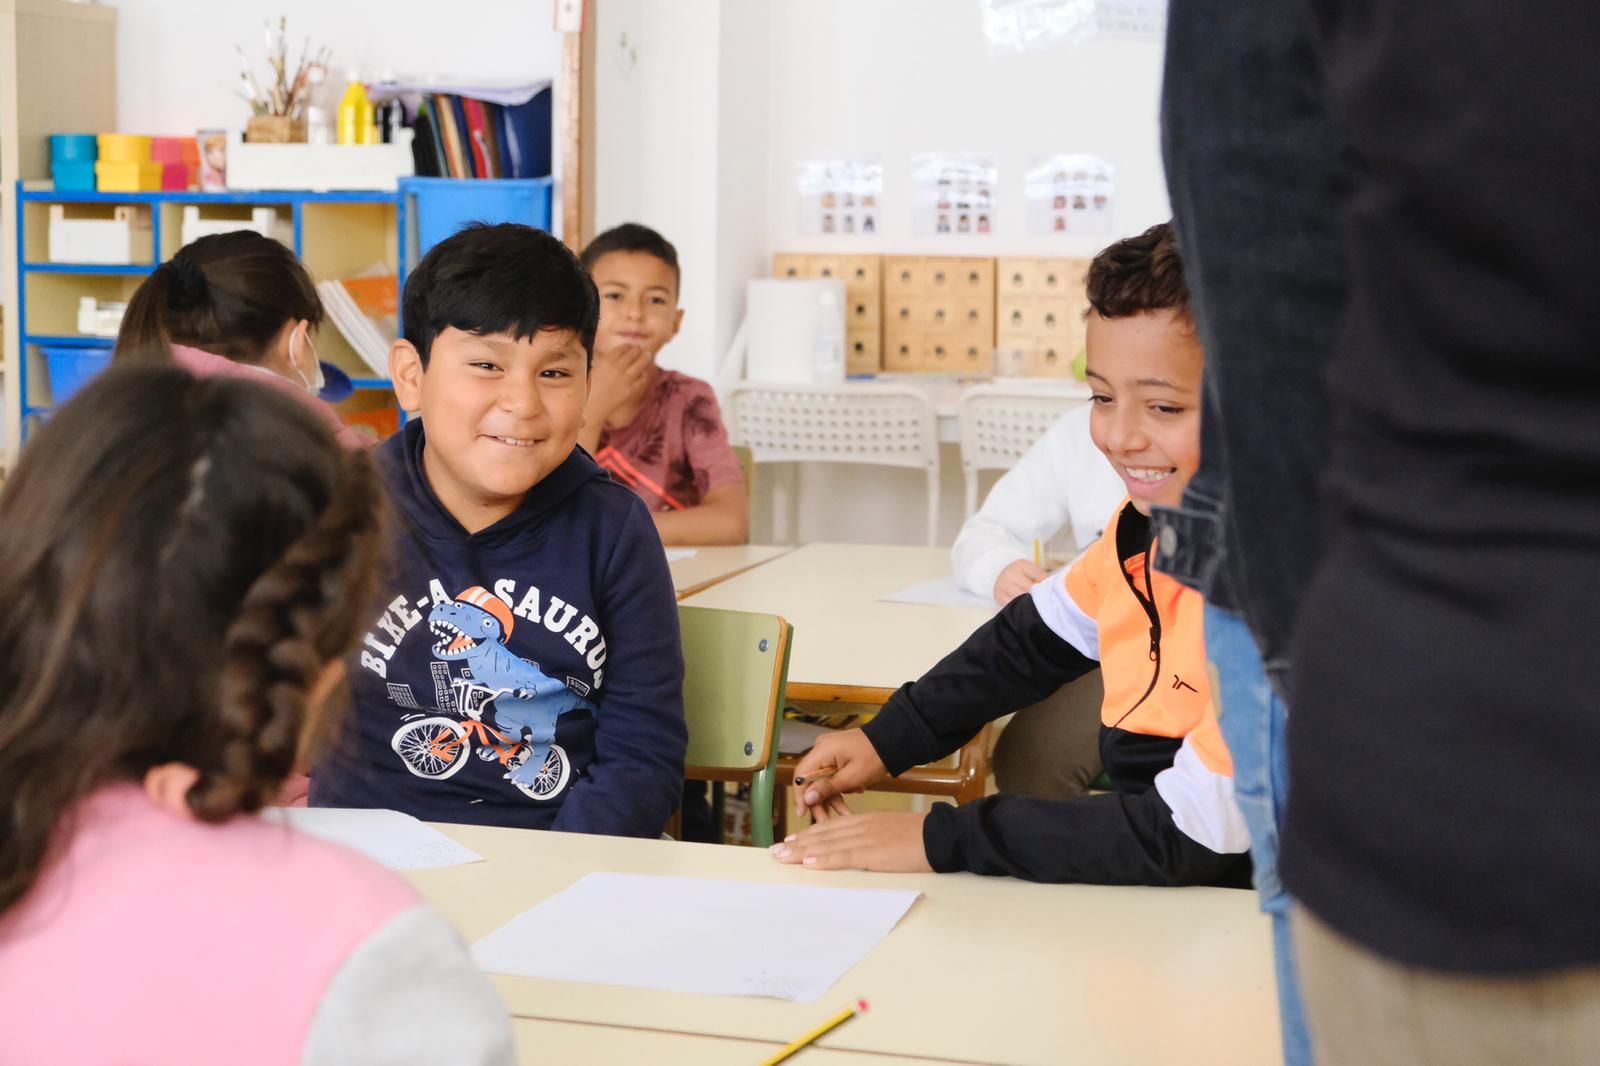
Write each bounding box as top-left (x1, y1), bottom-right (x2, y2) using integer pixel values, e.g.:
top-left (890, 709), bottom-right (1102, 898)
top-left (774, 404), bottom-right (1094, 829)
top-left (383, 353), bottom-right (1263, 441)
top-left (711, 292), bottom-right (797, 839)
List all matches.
top-left (189, 450), bottom-right (386, 821)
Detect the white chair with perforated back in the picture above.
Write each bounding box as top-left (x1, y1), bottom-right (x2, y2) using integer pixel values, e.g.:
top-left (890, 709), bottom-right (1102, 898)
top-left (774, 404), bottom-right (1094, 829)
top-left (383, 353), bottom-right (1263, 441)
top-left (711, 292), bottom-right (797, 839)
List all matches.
top-left (958, 384), bottom-right (1090, 517)
top-left (730, 382), bottom-right (941, 545)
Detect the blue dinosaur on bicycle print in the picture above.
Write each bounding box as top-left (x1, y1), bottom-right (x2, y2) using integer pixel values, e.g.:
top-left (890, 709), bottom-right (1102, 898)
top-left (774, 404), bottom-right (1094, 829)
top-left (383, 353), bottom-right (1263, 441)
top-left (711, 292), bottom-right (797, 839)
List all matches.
top-left (428, 585), bottom-right (596, 788)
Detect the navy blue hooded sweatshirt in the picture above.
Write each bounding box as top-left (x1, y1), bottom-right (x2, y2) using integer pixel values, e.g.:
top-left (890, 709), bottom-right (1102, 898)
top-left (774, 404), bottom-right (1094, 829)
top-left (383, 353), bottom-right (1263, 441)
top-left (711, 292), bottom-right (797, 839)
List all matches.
top-left (310, 421), bottom-right (688, 837)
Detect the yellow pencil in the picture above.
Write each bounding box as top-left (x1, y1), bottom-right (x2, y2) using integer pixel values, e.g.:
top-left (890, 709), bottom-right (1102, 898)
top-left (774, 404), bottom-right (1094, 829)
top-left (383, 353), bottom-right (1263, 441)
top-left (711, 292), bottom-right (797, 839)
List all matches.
top-left (761, 1000), bottom-right (869, 1065)
top-left (1033, 538), bottom-right (1042, 566)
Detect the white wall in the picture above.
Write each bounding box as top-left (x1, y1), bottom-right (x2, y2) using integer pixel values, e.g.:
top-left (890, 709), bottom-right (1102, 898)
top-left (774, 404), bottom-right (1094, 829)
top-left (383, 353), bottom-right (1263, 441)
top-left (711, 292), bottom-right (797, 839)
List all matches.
top-left (764, 0), bottom-right (1169, 260)
top-left (111, 0), bottom-right (562, 135)
top-left (590, 0), bottom-right (767, 382)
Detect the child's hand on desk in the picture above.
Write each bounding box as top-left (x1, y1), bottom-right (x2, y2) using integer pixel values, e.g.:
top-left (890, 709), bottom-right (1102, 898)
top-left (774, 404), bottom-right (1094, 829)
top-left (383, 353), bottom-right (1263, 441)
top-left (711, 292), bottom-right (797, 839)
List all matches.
top-left (793, 729), bottom-right (887, 819)
top-left (769, 813), bottom-right (933, 873)
top-left (994, 558), bottom-right (1050, 606)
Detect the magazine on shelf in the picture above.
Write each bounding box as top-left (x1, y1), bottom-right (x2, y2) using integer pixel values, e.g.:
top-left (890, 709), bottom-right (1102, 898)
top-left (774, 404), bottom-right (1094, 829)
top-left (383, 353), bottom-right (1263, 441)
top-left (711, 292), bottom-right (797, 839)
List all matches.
top-left (317, 271), bottom-right (397, 379)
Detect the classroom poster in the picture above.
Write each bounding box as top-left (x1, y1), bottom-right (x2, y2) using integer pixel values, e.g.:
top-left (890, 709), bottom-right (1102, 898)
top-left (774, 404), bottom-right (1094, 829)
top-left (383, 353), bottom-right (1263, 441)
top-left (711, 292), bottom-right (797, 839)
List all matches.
top-left (796, 158), bottom-right (883, 236)
top-left (1025, 154), bottom-right (1114, 236)
top-left (980, 0), bottom-right (1166, 51)
top-left (911, 153), bottom-right (998, 237)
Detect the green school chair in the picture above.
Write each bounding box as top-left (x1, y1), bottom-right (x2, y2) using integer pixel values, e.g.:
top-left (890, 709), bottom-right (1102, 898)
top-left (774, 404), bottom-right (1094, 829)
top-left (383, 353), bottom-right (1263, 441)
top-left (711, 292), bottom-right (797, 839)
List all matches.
top-left (680, 604), bottom-right (793, 848)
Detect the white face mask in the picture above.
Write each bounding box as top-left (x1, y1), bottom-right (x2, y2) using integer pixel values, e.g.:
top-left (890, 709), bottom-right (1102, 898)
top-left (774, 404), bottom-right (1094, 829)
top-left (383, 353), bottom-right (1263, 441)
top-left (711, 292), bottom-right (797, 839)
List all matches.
top-left (288, 325), bottom-right (326, 397)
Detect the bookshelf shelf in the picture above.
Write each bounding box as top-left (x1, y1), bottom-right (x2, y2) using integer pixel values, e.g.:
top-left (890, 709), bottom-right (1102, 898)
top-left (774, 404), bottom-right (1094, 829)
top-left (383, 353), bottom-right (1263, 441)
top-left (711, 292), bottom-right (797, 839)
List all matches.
top-left (14, 183), bottom-right (402, 435)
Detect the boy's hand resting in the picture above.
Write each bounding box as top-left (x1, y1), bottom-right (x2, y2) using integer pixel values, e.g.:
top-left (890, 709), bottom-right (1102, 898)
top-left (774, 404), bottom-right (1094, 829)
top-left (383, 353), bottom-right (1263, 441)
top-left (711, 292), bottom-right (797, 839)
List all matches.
top-left (993, 558), bottom-right (1050, 606)
top-left (792, 729), bottom-right (887, 819)
top-left (769, 812), bottom-right (933, 873)
top-left (587, 343), bottom-right (653, 422)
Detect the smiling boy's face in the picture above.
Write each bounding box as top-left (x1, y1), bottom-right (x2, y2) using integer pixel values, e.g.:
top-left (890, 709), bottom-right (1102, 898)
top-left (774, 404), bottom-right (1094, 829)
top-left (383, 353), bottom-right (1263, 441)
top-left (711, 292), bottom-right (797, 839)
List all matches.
top-left (389, 326), bottom-right (589, 533)
top-left (589, 250), bottom-right (683, 359)
top-left (1084, 309), bottom-right (1204, 516)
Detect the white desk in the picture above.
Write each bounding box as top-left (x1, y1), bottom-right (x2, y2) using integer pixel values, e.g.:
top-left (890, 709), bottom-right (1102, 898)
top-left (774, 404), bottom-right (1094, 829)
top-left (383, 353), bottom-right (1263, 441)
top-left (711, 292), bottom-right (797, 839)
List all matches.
top-left (680, 543), bottom-right (993, 703)
top-left (669, 544), bottom-right (793, 600)
top-left (512, 1018), bottom-right (969, 1065)
top-left (414, 822), bottom-right (1280, 1066)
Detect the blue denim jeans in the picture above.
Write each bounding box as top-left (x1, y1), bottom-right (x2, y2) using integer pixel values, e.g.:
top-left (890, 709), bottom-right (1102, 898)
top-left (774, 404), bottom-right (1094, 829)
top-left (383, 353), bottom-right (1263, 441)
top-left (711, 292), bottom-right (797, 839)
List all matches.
top-left (1206, 603), bottom-right (1312, 1066)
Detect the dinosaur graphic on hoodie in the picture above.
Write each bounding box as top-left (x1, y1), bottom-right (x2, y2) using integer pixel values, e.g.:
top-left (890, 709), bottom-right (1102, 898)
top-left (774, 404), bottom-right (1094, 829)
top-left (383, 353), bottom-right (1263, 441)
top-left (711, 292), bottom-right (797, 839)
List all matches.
top-left (428, 585), bottom-right (595, 787)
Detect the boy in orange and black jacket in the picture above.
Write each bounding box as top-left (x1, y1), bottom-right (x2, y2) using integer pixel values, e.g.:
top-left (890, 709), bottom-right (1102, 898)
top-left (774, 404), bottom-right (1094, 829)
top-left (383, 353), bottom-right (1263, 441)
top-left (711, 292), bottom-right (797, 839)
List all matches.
top-left (779, 223), bottom-right (1250, 887)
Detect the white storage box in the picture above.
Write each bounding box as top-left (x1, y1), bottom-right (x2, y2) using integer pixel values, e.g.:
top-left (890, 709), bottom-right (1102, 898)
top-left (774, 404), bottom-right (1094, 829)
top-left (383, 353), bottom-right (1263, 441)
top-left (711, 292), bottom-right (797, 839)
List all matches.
top-left (180, 205), bottom-right (293, 249)
top-left (745, 278), bottom-right (847, 385)
top-left (226, 129), bottom-right (415, 192)
top-left (77, 297), bottom-right (128, 338)
top-left (48, 204), bottom-right (154, 265)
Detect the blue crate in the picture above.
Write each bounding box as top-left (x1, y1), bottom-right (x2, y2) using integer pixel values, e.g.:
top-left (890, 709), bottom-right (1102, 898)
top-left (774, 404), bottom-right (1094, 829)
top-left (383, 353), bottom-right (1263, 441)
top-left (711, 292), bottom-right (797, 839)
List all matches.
top-left (50, 134), bottom-right (97, 163)
top-left (401, 177), bottom-right (553, 264)
top-left (43, 345), bottom-right (114, 403)
top-left (52, 161), bottom-right (97, 192)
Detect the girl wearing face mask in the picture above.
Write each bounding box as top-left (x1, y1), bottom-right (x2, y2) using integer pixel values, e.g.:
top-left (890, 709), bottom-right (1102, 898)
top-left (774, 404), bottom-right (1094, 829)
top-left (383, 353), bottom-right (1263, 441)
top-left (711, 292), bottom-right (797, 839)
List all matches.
top-left (115, 230), bottom-right (372, 451)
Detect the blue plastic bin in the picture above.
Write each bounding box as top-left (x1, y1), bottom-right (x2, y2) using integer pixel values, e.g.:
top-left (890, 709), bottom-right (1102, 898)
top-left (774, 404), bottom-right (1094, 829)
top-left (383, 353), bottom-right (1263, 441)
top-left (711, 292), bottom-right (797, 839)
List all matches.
top-left (53, 161), bottom-right (97, 192)
top-left (400, 177), bottom-right (553, 265)
top-left (43, 346), bottom-right (114, 404)
top-left (50, 134), bottom-right (98, 163)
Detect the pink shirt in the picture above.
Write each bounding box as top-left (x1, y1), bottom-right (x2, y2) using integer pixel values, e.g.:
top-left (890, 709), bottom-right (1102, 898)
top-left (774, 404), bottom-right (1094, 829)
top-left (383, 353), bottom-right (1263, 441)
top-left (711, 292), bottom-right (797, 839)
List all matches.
top-left (170, 344), bottom-right (374, 452)
top-left (0, 786), bottom-right (418, 1065)
top-left (595, 369), bottom-right (743, 511)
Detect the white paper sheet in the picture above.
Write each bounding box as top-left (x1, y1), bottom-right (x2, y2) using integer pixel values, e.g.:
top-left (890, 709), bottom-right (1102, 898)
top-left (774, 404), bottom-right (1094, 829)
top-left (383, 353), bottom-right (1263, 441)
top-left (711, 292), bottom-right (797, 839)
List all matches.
top-left (879, 576), bottom-right (997, 610)
top-left (472, 872), bottom-right (921, 1002)
top-left (664, 548), bottom-right (699, 562)
top-left (264, 807), bottom-right (484, 871)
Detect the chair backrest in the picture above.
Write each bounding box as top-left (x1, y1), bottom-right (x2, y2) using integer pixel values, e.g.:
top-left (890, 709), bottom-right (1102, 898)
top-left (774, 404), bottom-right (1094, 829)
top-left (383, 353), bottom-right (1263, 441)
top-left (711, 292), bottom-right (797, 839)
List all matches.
top-left (730, 382), bottom-right (938, 471)
top-left (958, 385), bottom-right (1089, 516)
top-left (731, 382), bottom-right (943, 544)
top-left (680, 605), bottom-right (792, 774)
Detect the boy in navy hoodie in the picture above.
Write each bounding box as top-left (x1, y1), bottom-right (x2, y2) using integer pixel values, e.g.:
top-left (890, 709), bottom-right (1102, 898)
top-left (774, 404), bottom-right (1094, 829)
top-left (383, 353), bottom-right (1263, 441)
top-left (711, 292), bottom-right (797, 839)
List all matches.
top-left (310, 223), bottom-right (688, 837)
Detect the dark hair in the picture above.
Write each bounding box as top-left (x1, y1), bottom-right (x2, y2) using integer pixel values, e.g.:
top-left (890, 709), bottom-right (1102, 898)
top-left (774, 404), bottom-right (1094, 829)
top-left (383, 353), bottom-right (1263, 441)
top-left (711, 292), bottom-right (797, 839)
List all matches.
top-left (402, 222), bottom-right (599, 367)
top-left (1085, 221), bottom-right (1192, 325)
top-left (114, 230), bottom-right (324, 365)
top-left (579, 222), bottom-right (680, 292)
top-left (0, 367), bottom-right (386, 917)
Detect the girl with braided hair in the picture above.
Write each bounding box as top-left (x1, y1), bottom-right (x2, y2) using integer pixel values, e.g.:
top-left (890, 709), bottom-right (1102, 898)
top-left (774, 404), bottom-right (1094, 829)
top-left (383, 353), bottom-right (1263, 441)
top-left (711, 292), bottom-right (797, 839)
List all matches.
top-left (0, 368), bottom-right (513, 1065)
top-left (115, 229), bottom-right (373, 450)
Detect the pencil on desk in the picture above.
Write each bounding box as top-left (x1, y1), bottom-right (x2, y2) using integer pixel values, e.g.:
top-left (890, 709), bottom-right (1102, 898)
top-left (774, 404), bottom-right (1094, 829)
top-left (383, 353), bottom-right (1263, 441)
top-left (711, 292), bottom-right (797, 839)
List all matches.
top-left (762, 1000), bottom-right (869, 1065)
top-left (793, 765), bottom-right (837, 786)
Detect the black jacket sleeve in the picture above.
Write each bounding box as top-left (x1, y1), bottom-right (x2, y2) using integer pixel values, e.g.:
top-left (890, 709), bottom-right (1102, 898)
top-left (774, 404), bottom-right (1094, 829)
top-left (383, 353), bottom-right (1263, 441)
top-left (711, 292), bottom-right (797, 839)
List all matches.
top-left (922, 789), bottom-right (1253, 888)
top-left (860, 593), bottom-right (1097, 775)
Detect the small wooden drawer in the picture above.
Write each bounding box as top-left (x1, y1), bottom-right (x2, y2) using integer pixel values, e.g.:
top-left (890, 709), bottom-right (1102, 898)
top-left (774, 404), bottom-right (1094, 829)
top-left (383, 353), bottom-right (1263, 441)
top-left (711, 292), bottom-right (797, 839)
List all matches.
top-left (884, 256), bottom-right (923, 295)
top-left (772, 253), bottom-right (810, 280)
top-left (883, 333), bottom-right (923, 372)
top-left (1037, 301), bottom-right (1076, 337)
top-left (998, 296), bottom-right (1037, 335)
top-left (1036, 257), bottom-right (1090, 298)
top-left (922, 337), bottom-right (959, 372)
top-left (884, 294), bottom-right (920, 330)
top-left (952, 258), bottom-right (994, 296)
top-left (993, 337), bottom-right (1035, 377)
top-left (953, 296), bottom-right (994, 337)
top-left (847, 292), bottom-right (881, 329)
top-left (846, 328), bottom-right (881, 375)
top-left (955, 338), bottom-right (993, 374)
top-left (809, 255), bottom-right (843, 282)
top-left (922, 257), bottom-right (962, 293)
top-left (998, 257), bottom-right (1035, 297)
top-left (841, 254), bottom-right (881, 292)
top-left (1034, 340), bottom-right (1077, 378)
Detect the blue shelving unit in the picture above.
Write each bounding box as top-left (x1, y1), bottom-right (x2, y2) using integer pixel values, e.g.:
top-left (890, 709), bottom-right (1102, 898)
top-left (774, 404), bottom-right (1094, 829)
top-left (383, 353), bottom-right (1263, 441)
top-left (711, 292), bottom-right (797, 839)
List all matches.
top-left (14, 182), bottom-right (401, 438)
